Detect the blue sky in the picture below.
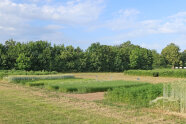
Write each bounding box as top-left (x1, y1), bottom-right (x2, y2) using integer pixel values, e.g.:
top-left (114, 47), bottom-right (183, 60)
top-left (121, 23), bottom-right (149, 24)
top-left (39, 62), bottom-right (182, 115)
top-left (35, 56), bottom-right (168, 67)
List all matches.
top-left (0, 0), bottom-right (186, 52)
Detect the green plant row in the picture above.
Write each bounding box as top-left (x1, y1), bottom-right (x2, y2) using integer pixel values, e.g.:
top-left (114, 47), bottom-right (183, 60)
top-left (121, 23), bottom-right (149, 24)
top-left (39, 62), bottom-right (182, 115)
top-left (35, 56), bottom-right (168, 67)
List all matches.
top-left (124, 69), bottom-right (186, 78)
top-left (0, 70), bottom-right (58, 79)
top-left (6, 75), bottom-right (74, 83)
top-left (105, 83), bottom-right (163, 107)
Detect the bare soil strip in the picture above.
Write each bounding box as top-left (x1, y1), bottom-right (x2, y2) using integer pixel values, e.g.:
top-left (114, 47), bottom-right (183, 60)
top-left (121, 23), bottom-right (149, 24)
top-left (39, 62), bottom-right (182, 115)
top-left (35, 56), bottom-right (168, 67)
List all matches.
top-left (65, 92), bottom-right (105, 101)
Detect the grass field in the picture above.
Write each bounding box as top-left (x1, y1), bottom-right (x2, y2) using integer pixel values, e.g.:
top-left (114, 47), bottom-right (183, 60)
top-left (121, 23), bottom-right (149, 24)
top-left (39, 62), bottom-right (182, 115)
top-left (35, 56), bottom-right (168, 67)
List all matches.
top-left (0, 81), bottom-right (186, 124)
top-left (0, 82), bottom-right (120, 124)
top-left (1, 73), bottom-right (186, 123)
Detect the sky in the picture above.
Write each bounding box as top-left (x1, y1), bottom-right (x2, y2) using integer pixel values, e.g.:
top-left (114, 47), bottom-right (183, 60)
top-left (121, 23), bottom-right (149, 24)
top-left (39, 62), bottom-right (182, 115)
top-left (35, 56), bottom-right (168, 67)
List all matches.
top-left (0, 0), bottom-right (186, 52)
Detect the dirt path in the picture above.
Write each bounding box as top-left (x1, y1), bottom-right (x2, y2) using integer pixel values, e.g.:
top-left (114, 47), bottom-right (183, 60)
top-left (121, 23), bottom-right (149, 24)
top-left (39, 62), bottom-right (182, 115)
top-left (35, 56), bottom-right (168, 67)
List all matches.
top-left (71, 73), bottom-right (184, 83)
top-left (65, 92), bottom-right (105, 101)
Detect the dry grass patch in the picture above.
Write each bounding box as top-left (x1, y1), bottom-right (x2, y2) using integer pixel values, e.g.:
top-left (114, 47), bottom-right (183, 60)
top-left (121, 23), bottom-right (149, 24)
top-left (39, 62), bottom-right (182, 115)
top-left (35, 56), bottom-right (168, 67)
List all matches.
top-left (65, 92), bottom-right (104, 101)
top-left (71, 73), bottom-right (184, 83)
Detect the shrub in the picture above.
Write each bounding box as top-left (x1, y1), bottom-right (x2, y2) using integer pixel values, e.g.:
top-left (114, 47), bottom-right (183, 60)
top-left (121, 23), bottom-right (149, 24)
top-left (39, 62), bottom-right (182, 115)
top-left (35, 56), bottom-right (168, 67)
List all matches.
top-left (46, 85), bottom-right (60, 90)
top-left (28, 82), bottom-right (44, 87)
top-left (153, 72), bottom-right (159, 77)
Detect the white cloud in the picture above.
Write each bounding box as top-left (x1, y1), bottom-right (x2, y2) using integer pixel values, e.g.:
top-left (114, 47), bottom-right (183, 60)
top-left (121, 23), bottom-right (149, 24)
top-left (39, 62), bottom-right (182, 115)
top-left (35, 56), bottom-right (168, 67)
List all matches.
top-left (0, 0), bottom-right (104, 24)
top-left (0, 0), bottom-right (104, 42)
top-left (141, 13), bottom-right (186, 36)
top-left (101, 10), bottom-right (186, 42)
top-left (45, 24), bottom-right (64, 30)
top-left (94, 7), bottom-right (186, 36)
top-left (97, 10), bottom-right (186, 51)
top-left (104, 9), bottom-right (140, 31)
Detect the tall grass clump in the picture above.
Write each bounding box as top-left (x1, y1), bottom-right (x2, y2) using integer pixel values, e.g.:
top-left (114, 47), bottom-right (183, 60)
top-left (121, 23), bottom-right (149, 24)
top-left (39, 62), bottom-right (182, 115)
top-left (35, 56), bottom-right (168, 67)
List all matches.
top-left (105, 83), bottom-right (163, 107)
top-left (124, 69), bottom-right (186, 78)
top-left (163, 80), bottom-right (186, 113)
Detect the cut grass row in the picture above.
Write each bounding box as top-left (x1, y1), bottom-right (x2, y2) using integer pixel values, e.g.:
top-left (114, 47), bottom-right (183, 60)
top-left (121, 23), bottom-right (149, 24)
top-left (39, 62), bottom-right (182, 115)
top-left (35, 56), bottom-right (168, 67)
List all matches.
top-left (0, 83), bottom-right (120, 124)
top-left (124, 69), bottom-right (186, 78)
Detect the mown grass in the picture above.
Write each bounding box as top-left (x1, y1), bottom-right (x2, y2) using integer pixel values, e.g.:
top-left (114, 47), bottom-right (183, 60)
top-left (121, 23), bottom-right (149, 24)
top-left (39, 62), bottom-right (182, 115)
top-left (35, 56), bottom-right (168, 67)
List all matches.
top-left (124, 69), bottom-right (186, 78)
top-left (0, 84), bottom-right (120, 124)
top-left (1, 78), bottom-right (186, 123)
top-left (105, 83), bottom-right (163, 107)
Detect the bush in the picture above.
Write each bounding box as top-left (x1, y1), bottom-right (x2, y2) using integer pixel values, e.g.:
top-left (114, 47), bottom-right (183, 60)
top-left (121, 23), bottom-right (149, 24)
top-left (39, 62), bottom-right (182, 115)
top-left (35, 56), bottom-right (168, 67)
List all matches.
top-left (105, 83), bottom-right (163, 107)
top-left (28, 82), bottom-right (44, 87)
top-left (46, 85), bottom-right (60, 90)
top-left (153, 72), bottom-right (159, 77)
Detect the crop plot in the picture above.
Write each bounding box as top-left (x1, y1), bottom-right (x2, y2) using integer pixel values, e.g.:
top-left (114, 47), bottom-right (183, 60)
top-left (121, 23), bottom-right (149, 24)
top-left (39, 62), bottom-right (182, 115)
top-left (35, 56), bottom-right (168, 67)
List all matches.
top-left (7, 75), bottom-right (149, 93)
top-left (1, 73), bottom-right (186, 123)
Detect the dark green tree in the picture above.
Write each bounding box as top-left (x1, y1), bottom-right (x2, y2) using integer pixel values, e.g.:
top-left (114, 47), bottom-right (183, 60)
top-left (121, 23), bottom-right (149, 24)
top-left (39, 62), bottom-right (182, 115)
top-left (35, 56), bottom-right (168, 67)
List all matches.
top-left (2, 39), bottom-right (20, 69)
top-left (181, 50), bottom-right (186, 68)
top-left (161, 43), bottom-right (181, 68)
top-left (86, 42), bottom-right (102, 72)
top-left (130, 48), bottom-right (153, 70)
top-left (16, 53), bottom-right (31, 71)
top-left (113, 46), bottom-right (130, 71)
top-left (151, 50), bottom-right (166, 68)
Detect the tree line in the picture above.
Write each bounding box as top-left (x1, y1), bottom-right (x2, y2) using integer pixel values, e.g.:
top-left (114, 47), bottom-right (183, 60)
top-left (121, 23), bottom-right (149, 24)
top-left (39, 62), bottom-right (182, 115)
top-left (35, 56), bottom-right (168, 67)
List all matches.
top-left (0, 40), bottom-right (185, 72)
